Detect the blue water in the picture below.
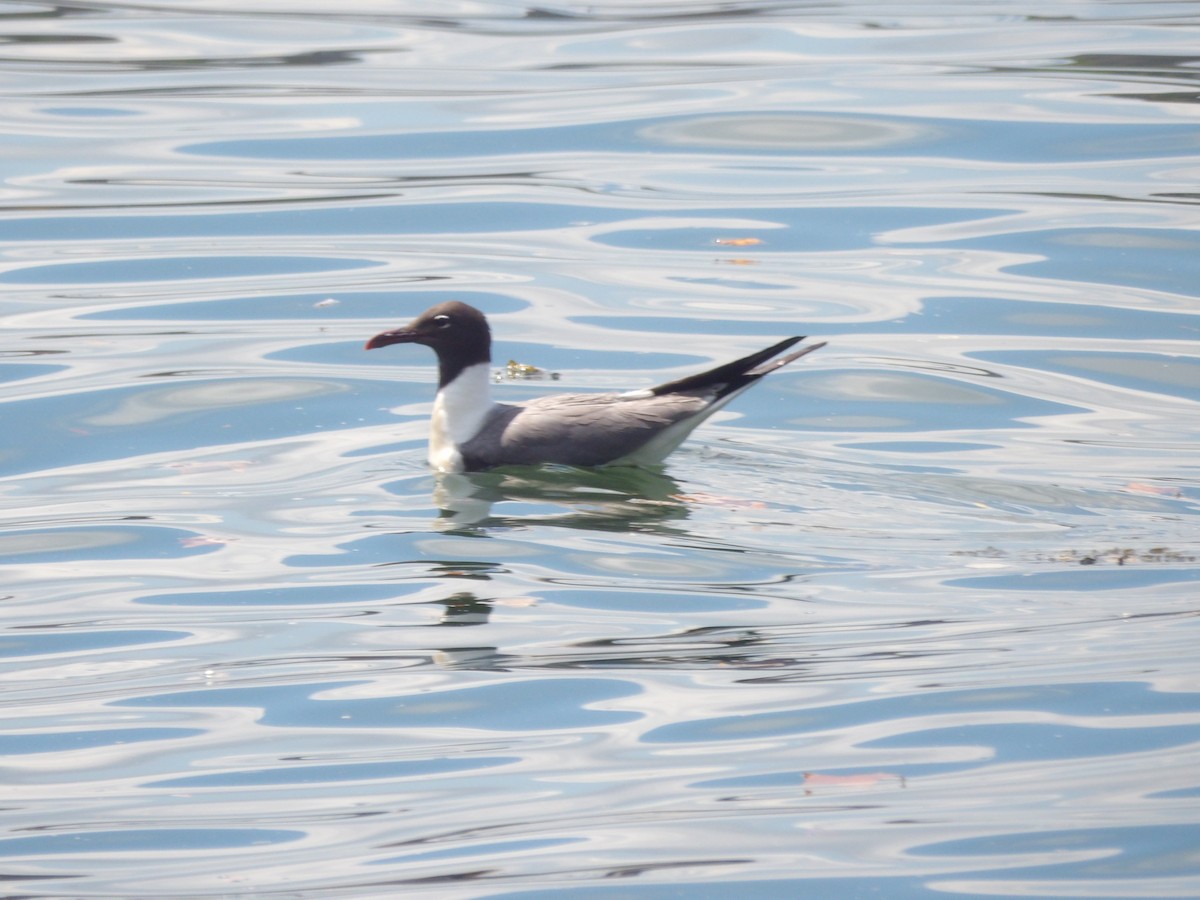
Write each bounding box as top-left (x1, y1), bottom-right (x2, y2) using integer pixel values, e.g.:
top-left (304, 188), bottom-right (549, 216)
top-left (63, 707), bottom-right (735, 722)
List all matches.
top-left (2, 2), bottom-right (1199, 897)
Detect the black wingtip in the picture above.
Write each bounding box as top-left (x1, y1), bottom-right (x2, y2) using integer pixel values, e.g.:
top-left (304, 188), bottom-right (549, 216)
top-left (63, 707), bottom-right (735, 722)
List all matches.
top-left (746, 340), bottom-right (827, 376)
top-left (649, 335), bottom-right (821, 397)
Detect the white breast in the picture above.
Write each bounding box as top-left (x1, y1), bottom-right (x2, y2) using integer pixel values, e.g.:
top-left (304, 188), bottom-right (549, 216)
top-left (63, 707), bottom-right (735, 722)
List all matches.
top-left (428, 362), bottom-right (495, 473)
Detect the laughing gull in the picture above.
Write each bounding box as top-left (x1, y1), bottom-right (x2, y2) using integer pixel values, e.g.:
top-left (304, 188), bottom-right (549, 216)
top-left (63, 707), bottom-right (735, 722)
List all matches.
top-left (365, 301), bottom-right (825, 472)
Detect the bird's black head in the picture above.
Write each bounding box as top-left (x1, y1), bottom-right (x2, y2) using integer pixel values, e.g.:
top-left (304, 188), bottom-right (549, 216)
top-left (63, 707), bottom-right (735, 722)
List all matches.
top-left (365, 301), bottom-right (492, 387)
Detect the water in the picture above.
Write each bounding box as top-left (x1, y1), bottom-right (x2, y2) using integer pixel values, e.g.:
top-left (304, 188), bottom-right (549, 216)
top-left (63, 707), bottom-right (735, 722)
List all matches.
top-left (2, 1), bottom-right (1199, 896)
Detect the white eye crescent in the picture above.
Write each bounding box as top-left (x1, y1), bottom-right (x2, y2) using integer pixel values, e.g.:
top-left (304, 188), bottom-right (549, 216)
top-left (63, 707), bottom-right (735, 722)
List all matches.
top-left (433, 314), bottom-right (451, 329)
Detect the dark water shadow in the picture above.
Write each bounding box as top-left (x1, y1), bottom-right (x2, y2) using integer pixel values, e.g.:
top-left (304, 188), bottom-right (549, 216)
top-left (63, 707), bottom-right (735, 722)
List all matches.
top-left (431, 465), bottom-right (690, 534)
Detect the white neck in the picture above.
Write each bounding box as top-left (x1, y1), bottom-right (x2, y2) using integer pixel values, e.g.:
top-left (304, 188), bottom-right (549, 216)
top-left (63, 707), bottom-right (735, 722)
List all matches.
top-left (429, 362), bottom-right (494, 472)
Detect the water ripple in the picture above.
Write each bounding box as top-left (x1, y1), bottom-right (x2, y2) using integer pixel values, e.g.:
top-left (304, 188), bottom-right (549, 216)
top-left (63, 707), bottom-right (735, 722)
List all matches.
top-left (1, 2), bottom-right (1198, 896)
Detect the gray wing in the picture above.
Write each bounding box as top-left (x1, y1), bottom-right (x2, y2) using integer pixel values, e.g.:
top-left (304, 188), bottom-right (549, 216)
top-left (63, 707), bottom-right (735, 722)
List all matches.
top-left (460, 391), bottom-right (713, 468)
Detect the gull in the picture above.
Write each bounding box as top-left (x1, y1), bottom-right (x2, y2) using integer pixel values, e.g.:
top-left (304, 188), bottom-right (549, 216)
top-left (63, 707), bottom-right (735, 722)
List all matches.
top-left (366, 301), bottom-right (824, 472)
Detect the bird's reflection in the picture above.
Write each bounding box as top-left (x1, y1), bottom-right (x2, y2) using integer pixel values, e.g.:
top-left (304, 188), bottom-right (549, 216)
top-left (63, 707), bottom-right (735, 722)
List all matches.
top-left (425, 591), bottom-right (504, 668)
top-left (433, 591), bottom-right (493, 626)
top-left (431, 465), bottom-right (690, 532)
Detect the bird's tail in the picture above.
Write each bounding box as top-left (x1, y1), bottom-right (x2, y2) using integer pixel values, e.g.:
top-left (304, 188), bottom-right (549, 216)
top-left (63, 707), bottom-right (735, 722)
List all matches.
top-left (650, 336), bottom-right (823, 398)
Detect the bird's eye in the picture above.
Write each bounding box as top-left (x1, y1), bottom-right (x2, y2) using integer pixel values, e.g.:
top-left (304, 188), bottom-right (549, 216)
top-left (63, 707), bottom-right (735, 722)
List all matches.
top-left (433, 314), bottom-right (451, 329)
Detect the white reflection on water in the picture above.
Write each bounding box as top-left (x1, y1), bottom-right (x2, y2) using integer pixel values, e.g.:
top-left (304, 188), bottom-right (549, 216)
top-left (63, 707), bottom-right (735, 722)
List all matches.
top-left (84, 378), bottom-right (347, 426)
top-left (641, 113), bottom-right (938, 150)
top-left (0, 1), bottom-right (1199, 897)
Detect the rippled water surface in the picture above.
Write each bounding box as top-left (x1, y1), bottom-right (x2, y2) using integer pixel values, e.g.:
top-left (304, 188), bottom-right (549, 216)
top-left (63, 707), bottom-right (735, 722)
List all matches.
top-left (3, 1), bottom-right (1199, 896)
